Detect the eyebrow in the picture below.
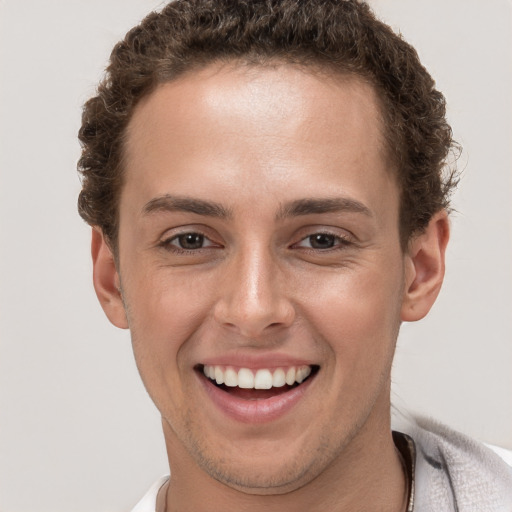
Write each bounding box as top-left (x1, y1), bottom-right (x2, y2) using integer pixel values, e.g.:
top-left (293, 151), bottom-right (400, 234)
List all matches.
top-left (277, 197), bottom-right (372, 219)
top-left (141, 194), bottom-right (371, 220)
top-left (142, 195), bottom-right (231, 218)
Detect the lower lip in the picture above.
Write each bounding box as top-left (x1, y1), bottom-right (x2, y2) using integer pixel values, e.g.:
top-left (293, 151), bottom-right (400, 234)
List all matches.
top-left (198, 372), bottom-right (315, 424)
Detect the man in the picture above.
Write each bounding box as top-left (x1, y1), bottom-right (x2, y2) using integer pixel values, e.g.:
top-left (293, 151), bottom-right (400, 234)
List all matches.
top-left (77, 1), bottom-right (512, 510)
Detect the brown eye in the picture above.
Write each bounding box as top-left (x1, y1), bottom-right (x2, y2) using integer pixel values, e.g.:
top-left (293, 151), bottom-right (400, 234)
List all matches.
top-left (308, 233), bottom-right (336, 249)
top-left (175, 233), bottom-right (205, 250)
top-left (161, 230), bottom-right (219, 253)
top-left (294, 232), bottom-right (351, 251)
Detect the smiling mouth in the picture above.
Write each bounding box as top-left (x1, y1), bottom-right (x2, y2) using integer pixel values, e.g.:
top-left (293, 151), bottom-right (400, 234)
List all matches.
top-left (198, 364), bottom-right (319, 400)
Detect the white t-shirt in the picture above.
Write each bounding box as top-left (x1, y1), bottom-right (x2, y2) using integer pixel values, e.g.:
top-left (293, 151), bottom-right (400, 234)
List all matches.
top-left (131, 475), bottom-right (168, 512)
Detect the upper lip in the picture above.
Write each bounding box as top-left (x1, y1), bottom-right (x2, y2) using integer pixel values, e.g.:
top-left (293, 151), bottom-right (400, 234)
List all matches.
top-left (197, 353), bottom-right (317, 370)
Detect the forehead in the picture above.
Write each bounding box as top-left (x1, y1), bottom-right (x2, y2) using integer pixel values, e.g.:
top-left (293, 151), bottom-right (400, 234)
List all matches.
top-left (126, 62), bottom-right (386, 154)
top-left (121, 62), bottom-right (397, 221)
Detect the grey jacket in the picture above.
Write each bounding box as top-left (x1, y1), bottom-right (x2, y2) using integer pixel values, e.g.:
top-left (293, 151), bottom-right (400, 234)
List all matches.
top-left (402, 417), bottom-right (512, 511)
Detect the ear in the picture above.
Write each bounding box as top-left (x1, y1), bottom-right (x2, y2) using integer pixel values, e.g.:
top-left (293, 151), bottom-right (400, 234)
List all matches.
top-left (91, 227), bottom-right (129, 329)
top-left (401, 210), bottom-right (450, 322)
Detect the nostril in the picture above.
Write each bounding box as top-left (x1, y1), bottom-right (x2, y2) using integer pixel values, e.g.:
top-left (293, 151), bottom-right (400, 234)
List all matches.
top-left (212, 275), bottom-right (295, 336)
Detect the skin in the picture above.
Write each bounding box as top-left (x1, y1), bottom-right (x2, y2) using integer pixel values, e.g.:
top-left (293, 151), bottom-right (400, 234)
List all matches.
top-left (92, 63), bottom-right (449, 511)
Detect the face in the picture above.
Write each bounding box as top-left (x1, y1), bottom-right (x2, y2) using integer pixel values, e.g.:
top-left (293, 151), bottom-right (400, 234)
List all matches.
top-left (101, 63), bottom-right (416, 492)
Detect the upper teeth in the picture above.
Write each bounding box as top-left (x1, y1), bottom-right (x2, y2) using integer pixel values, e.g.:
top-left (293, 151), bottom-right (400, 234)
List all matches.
top-left (203, 365), bottom-right (312, 389)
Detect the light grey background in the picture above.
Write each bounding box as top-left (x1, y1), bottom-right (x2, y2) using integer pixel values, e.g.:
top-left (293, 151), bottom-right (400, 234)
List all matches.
top-left (0, 1), bottom-right (510, 511)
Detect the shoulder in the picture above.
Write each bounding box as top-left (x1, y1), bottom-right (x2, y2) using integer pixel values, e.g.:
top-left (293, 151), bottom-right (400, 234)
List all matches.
top-left (403, 416), bottom-right (512, 511)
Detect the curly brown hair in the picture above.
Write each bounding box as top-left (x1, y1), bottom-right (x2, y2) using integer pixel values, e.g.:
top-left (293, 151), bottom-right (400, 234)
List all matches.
top-left (77, 0), bottom-right (458, 250)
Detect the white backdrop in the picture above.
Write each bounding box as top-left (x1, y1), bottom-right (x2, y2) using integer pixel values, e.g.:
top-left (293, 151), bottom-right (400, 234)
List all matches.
top-left (0, 1), bottom-right (510, 511)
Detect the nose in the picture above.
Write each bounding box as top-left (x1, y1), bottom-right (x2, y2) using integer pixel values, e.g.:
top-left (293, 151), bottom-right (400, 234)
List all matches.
top-left (213, 244), bottom-right (295, 338)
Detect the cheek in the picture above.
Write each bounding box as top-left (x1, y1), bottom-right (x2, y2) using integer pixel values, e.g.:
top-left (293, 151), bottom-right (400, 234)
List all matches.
top-left (299, 259), bottom-right (404, 372)
top-left (122, 269), bottom-right (217, 375)
top-left (122, 271), bottom-right (220, 419)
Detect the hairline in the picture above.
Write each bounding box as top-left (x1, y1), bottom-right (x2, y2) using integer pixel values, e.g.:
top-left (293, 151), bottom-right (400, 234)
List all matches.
top-left (107, 57), bottom-right (403, 257)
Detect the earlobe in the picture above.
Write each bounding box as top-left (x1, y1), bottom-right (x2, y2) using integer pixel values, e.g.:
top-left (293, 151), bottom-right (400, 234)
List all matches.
top-left (91, 228), bottom-right (129, 329)
top-left (401, 210), bottom-right (450, 322)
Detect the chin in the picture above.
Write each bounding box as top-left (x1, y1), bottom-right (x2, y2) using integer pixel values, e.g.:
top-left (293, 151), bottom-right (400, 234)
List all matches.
top-left (197, 454), bottom-right (318, 495)
top-left (179, 424), bottom-right (341, 496)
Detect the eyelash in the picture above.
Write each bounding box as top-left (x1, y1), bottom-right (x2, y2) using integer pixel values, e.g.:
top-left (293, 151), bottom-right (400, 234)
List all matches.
top-left (159, 231), bottom-right (219, 254)
top-left (293, 232), bottom-right (352, 251)
top-left (158, 230), bottom-right (352, 254)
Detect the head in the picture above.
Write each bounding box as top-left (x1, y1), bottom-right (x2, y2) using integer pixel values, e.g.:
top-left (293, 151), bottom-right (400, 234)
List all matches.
top-left (78, 0), bottom-right (457, 253)
top-left (79, 0), bottom-right (456, 501)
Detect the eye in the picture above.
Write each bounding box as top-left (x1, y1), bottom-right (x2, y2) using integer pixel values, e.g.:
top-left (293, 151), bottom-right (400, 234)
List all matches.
top-left (165, 232), bottom-right (216, 251)
top-left (295, 233), bottom-right (349, 250)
